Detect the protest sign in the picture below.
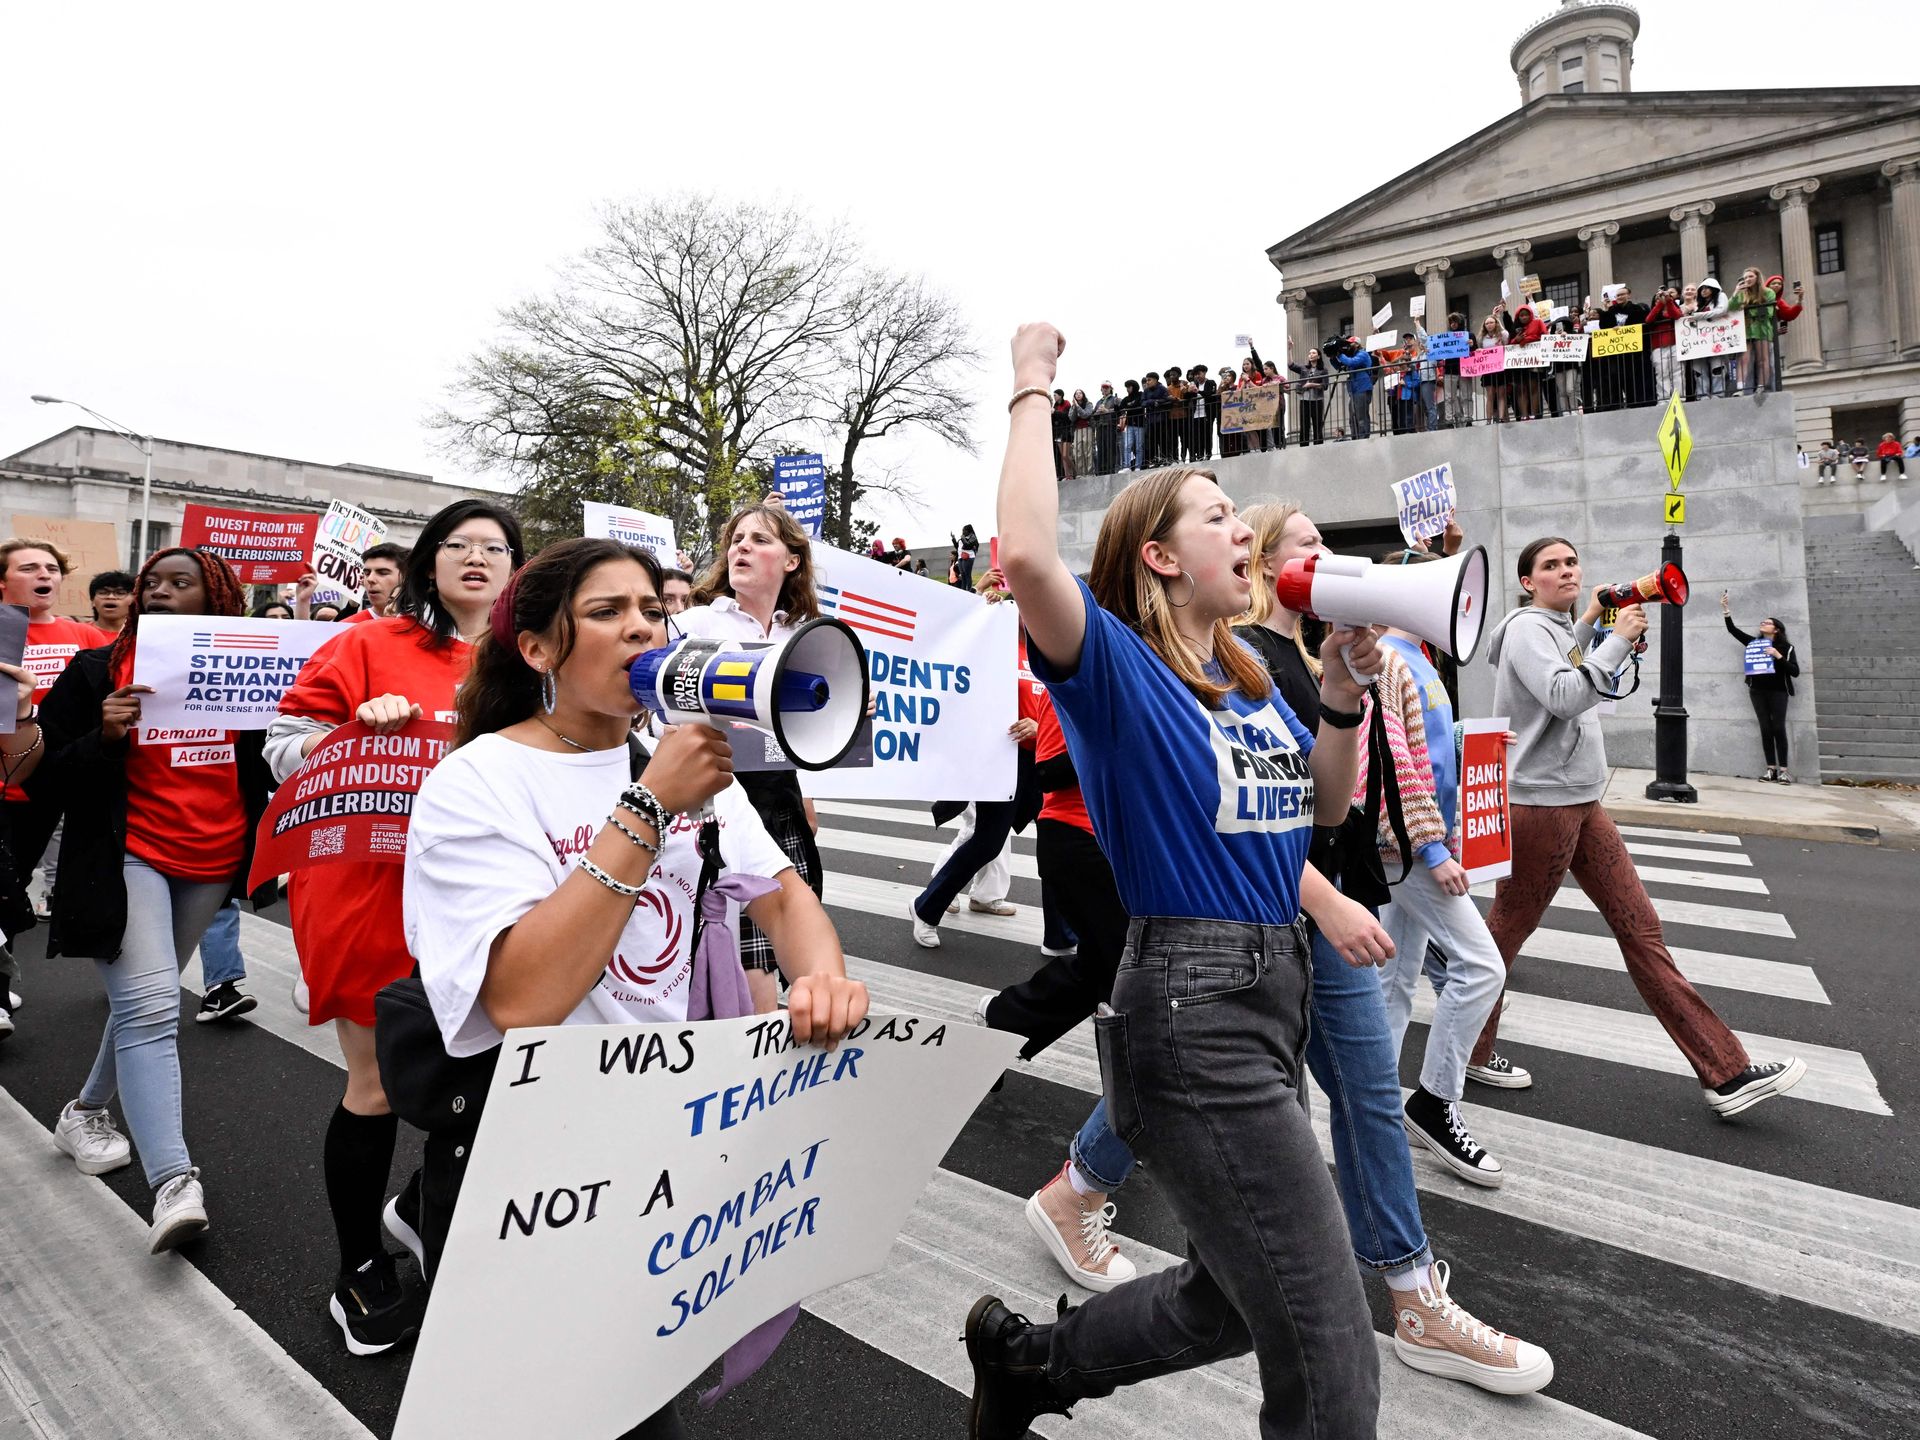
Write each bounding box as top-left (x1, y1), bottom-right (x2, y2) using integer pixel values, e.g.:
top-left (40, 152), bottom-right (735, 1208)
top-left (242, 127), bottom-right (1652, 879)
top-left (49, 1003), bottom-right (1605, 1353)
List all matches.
top-left (310, 500), bottom-right (388, 607)
top-left (5, 513), bottom-right (119, 616)
top-left (1364, 330), bottom-right (1399, 353)
top-left (247, 718), bottom-right (453, 890)
top-left (0, 606), bottom-right (26, 736)
top-left (1544, 332), bottom-right (1590, 363)
top-left (1409, 296), bottom-right (1426, 319)
top-left (1390, 463), bottom-right (1456, 546)
top-left (1744, 639), bottom-right (1777, 676)
top-left (582, 501), bottom-right (678, 567)
top-left (392, 1012), bottom-right (1022, 1440)
top-left (1504, 341), bottom-right (1551, 370)
top-left (1518, 274), bottom-right (1541, 298)
top-left (1458, 719), bottom-right (1512, 883)
top-left (1234, 332), bottom-right (1252, 347)
top-left (1590, 325), bottom-right (1644, 358)
top-left (798, 543), bottom-right (1017, 801)
top-left (1371, 302), bottom-right (1392, 330)
top-left (180, 504), bottom-right (321, 584)
top-left (1220, 384), bottom-right (1281, 434)
top-left (1460, 346), bottom-right (1506, 377)
top-left (131, 614), bottom-right (340, 730)
top-left (1426, 330), bottom-right (1471, 361)
top-left (1500, 279), bottom-right (1511, 301)
top-left (771, 455), bottom-right (827, 537)
top-left (1677, 310), bottom-right (1747, 364)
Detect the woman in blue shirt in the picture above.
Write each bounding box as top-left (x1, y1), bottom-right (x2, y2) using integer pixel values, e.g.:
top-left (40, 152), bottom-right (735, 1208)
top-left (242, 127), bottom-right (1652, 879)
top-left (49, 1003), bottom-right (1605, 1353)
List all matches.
top-left (963, 322), bottom-right (1391, 1440)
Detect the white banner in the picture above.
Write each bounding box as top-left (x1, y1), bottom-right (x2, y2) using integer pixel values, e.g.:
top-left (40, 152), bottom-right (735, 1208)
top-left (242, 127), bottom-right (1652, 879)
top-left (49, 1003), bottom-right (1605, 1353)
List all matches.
top-left (1409, 296), bottom-right (1426, 319)
top-left (799, 543), bottom-right (1018, 801)
top-left (1390, 462), bottom-right (1456, 545)
top-left (1370, 302), bottom-right (1393, 330)
top-left (393, 1014), bottom-right (1021, 1440)
top-left (131, 615), bottom-right (341, 730)
top-left (583, 501), bottom-right (679, 568)
top-left (1677, 309), bottom-right (1747, 363)
top-left (1364, 329), bottom-right (1399, 353)
top-left (1504, 340), bottom-right (1552, 370)
top-left (1544, 332), bottom-right (1589, 363)
top-left (310, 500), bottom-right (387, 607)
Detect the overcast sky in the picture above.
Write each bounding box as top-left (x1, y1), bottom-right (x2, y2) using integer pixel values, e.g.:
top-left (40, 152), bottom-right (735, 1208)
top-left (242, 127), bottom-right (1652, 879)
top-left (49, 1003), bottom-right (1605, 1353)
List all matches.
top-left (2, 0), bottom-right (1901, 548)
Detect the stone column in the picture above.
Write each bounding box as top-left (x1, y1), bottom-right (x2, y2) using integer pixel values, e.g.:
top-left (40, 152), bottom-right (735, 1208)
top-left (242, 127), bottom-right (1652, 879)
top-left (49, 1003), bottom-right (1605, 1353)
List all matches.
top-left (1343, 274), bottom-right (1377, 338)
top-left (1669, 201), bottom-right (1716, 285)
top-left (1414, 258), bottom-right (1452, 330)
top-left (1885, 158), bottom-right (1920, 357)
top-left (1491, 240), bottom-right (1532, 306)
top-left (1769, 178), bottom-right (1823, 371)
top-left (1280, 288), bottom-right (1312, 356)
top-left (1577, 221), bottom-right (1620, 302)
top-left (1584, 36), bottom-right (1603, 90)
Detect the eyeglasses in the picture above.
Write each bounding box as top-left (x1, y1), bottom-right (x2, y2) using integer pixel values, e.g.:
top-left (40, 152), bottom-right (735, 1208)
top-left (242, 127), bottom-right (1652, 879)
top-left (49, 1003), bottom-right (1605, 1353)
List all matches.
top-left (437, 538), bottom-right (513, 559)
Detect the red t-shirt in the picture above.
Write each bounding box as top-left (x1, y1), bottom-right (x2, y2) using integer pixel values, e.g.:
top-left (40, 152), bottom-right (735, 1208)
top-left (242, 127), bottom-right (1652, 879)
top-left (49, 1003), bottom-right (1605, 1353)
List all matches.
top-left (277, 618), bottom-right (470, 1016)
top-left (1031, 687), bottom-right (1093, 834)
top-left (341, 610), bottom-right (377, 625)
top-left (7, 616), bottom-right (111, 802)
top-left (113, 653), bottom-right (246, 882)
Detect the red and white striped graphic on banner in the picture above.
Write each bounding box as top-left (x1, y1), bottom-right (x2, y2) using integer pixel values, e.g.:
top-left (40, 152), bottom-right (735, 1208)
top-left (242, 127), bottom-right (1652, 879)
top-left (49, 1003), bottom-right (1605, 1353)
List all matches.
top-left (818, 586), bottom-right (916, 643)
top-left (192, 631), bottom-right (280, 651)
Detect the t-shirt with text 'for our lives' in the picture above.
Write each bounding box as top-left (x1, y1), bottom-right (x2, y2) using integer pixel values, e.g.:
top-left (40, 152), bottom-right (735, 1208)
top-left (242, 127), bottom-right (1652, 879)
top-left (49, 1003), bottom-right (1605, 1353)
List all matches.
top-left (405, 735), bottom-right (793, 1058)
top-left (6, 617), bottom-right (112, 803)
top-left (1029, 579), bottom-right (1316, 927)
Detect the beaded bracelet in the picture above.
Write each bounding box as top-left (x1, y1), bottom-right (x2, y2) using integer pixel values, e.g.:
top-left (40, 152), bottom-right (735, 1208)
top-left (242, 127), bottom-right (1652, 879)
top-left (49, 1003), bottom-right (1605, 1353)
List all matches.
top-left (578, 856), bottom-right (646, 898)
top-left (608, 812), bottom-right (661, 864)
top-left (617, 781), bottom-right (672, 836)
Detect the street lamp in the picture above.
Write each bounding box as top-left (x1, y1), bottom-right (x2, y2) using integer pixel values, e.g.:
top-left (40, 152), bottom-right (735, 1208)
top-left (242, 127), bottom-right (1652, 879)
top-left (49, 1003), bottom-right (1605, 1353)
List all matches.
top-left (29, 394), bottom-right (156, 564)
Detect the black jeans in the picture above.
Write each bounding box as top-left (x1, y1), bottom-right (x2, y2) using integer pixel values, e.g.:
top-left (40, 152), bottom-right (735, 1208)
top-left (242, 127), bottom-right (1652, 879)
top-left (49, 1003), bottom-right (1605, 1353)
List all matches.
top-left (4, 794), bottom-right (60, 892)
top-left (1749, 686), bottom-right (1791, 767)
top-left (1299, 397), bottom-right (1325, 445)
top-left (913, 801), bottom-right (1014, 923)
top-left (1044, 916), bottom-right (1380, 1438)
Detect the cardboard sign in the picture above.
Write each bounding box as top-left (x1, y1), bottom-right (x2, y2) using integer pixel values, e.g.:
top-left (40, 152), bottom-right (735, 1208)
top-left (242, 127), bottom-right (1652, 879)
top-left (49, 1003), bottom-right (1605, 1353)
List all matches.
top-left (1544, 333), bottom-right (1590, 363)
top-left (1219, 384), bottom-right (1281, 434)
top-left (1364, 330), bottom-right (1399, 353)
top-left (1743, 639), bottom-right (1776, 676)
top-left (310, 500), bottom-right (388, 607)
top-left (4, 513), bottom-right (121, 616)
top-left (1425, 331), bottom-right (1472, 361)
top-left (1504, 341), bottom-right (1551, 370)
top-left (180, 504), bottom-right (321, 584)
top-left (1518, 274), bottom-right (1541, 298)
top-left (1409, 296), bottom-right (1426, 319)
top-left (247, 718), bottom-right (453, 889)
top-left (131, 614), bottom-right (342, 730)
top-left (583, 502), bottom-right (678, 568)
top-left (1677, 310), bottom-right (1747, 363)
top-left (1391, 463), bottom-right (1455, 546)
top-left (392, 1013), bottom-right (1022, 1440)
top-left (1371, 303), bottom-right (1393, 330)
top-left (1591, 325), bottom-right (1644, 358)
top-left (1457, 719), bottom-right (1512, 883)
top-left (771, 455), bottom-right (827, 538)
top-left (1459, 346), bottom-right (1506, 377)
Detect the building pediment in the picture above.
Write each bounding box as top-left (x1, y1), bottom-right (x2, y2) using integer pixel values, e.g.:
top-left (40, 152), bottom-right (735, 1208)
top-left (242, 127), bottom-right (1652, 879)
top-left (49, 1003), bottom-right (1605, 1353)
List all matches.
top-left (1270, 88), bottom-right (1920, 269)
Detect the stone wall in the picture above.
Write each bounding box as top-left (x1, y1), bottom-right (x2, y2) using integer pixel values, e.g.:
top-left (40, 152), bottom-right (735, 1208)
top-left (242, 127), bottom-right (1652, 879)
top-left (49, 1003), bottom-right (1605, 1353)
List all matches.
top-left (1052, 393), bottom-right (1819, 782)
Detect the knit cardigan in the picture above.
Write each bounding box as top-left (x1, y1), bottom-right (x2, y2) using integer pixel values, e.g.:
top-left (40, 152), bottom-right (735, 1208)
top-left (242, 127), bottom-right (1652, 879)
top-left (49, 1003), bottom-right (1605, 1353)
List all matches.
top-left (1348, 646), bottom-right (1449, 866)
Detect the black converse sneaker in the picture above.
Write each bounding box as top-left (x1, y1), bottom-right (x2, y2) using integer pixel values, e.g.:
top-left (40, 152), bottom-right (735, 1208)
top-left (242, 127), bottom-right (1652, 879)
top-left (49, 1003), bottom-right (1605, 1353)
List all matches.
top-left (963, 1295), bottom-right (1073, 1439)
top-left (329, 1254), bottom-right (424, 1356)
top-left (1705, 1057), bottom-right (1807, 1118)
top-left (194, 982), bottom-right (258, 1024)
top-left (1465, 1052), bottom-right (1533, 1090)
top-left (1404, 1089), bottom-right (1505, 1188)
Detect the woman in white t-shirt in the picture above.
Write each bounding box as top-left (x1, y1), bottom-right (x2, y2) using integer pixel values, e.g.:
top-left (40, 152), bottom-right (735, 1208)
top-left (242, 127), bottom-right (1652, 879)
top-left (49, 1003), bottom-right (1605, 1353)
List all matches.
top-left (404, 538), bottom-right (867, 1434)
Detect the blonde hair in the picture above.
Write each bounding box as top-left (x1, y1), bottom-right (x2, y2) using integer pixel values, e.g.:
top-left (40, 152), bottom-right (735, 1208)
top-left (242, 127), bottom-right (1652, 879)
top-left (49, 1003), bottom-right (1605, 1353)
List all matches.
top-left (0, 537), bottom-right (74, 577)
top-left (1086, 466), bottom-right (1270, 709)
top-left (1239, 501), bottom-right (1321, 680)
top-left (692, 504), bottom-right (820, 623)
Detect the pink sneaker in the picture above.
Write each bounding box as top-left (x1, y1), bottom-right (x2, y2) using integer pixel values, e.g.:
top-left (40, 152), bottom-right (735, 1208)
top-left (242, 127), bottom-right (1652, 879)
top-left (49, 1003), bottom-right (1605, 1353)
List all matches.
top-left (1393, 1261), bottom-right (1553, 1395)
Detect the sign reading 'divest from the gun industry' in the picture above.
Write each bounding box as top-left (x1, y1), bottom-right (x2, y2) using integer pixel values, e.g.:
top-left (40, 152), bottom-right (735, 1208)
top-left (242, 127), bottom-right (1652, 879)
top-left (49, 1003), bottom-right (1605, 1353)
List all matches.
top-left (310, 500), bottom-right (388, 606)
top-left (771, 454), bottom-right (827, 537)
top-left (392, 1013), bottom-right (1021, 1440)
top-left (247, 718), bottom-right (453, 890)
top-left (798, 543), bottom-right (1018, 801)
top-left (1457, 718), bottom-right (1513, 883)
top-left (582, 501), bottom-right (679, 568)
top-left (131, 615), bottom-right (340, 730)
top-left (179, 504), bottom-right (322, 583)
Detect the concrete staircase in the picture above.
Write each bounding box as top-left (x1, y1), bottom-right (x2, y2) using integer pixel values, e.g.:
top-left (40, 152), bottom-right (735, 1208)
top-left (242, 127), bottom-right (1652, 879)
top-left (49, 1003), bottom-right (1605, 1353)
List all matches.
top-left (1804, 514), bottom-right (1920, 783)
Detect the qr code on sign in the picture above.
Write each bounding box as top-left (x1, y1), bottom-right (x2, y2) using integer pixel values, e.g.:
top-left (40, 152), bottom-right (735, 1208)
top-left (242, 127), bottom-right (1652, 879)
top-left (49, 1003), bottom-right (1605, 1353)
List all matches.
top-left (308, 825), bottom-right (347, 859)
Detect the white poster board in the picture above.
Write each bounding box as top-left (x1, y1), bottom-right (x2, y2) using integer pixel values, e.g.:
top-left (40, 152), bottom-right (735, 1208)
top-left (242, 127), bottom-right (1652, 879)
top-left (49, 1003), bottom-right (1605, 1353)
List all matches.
top-left (583, 501), bottom-right (679, 568)
top-left (131, 615), bottom-right (342, 729)
top-left (799, 543), bottom-right (1019, 801)
top-left (1676, 309), bottom-right (1748, 363)
top-left (1364, 329), bottom-right (1399, 353)
top-left (310, 500), bottom-right (387, 607)
top-left (393, 1014), bottom-right (1022, 1440)
top-left (1390, 463), bottom-right (1456, 545)
top-left (1503, 340), bottom-right (1552, 370)
top-left (1370, 302), bottom-right (1393, 330)
top-left (1409, 296), bottom-right (1426, 319)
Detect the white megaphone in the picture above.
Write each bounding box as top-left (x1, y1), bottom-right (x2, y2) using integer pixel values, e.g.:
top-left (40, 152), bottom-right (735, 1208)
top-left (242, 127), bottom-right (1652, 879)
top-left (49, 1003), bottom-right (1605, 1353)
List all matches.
top-left (1274, 545), bottom-right (1491, 667)
top-left (628, 617), bottom-right (871, 774)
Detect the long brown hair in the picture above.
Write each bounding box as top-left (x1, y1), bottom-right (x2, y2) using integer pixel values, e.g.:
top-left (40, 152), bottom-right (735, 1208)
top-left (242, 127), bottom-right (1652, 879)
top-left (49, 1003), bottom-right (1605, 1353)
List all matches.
top-left (1240, 501), bottom-right (1322, 680)
top-left (1086, 466), bottom-right (1269, 708)
top-left (110, 547), bottom-right (246, 676)
top-left (692, 504), bottom-right (820, 623)
top-left (1516, 535), bottom-right (1577, 606)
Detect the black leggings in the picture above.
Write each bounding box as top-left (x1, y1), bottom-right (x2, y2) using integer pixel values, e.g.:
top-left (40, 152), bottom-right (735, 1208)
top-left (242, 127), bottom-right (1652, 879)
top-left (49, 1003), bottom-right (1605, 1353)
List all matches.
top-left (1749, 687), bottom-right (1791, 768)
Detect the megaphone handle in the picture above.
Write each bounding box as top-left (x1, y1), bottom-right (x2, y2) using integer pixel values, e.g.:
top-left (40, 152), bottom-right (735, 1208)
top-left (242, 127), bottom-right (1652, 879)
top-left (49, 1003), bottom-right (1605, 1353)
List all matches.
top-left (1338, 640), bottom-right (1384, 688)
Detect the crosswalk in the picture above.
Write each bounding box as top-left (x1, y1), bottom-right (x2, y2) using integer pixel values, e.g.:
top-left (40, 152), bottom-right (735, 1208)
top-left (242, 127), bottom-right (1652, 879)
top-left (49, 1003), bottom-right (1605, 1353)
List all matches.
top-left (1, 803), bottom-right (1913, 1439)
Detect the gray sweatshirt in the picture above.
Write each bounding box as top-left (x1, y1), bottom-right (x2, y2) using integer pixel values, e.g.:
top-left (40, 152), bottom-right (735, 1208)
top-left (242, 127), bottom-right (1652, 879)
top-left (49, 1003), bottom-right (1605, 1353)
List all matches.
top-left (1485, 605), bottom-right (1634, 806)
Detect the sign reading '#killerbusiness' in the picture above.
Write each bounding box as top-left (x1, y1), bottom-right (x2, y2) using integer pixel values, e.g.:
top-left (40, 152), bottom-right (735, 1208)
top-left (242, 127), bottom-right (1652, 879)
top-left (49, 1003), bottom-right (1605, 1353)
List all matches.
top-left (131, 615), bottom-right (341, 729)
top-left (179, 504), bottom-right (322, 583)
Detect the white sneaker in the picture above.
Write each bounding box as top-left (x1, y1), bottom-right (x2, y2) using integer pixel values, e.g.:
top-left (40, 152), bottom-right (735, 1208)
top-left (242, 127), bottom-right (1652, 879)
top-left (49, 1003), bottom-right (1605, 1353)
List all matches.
top-left (909, 901), bottom-right (940, 949)
top-left (969, 898), bottom-right (1017, 917)
top-left (292, 973), bottom-right (310, 1015)
top-left (974, 993), bottom-right (992, 1025)
top-left (53, 1101), bottom-right (132, 1175)
top-left (7, 988), bottom-right (20, 1008)
top-left (150, 1168), bottom-right (209, 1254)
top-left (0, 1005), bottom-right (12, 1041)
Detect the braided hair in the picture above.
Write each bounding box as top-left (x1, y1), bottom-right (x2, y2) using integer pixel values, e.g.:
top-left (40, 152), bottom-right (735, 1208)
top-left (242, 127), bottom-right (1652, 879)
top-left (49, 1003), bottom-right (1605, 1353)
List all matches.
top-left (109, 547), bottom-right (246, 676)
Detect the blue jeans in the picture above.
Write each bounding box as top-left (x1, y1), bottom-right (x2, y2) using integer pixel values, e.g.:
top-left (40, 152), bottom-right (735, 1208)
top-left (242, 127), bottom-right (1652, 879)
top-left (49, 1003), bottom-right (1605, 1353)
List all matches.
top-left (1067, 915), bottom-right (1433, 1279)
top-left (198, 899), bottom-right (247, 987)
top-left (79, 858), bottom-right (230, 1190)
top-left (1120, 427), bottom-right (1144, 470)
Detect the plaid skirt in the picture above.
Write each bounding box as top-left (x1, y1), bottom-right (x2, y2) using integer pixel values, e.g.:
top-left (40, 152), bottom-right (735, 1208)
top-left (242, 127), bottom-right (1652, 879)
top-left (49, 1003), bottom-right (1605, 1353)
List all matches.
top-left (738, 801), bottom-right (823, 973)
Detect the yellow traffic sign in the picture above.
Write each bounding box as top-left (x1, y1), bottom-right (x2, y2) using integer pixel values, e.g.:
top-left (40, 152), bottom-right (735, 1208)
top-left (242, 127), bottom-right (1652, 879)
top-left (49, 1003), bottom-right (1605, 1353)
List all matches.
top-left (1664, 493), bottom-right (1686, 525)
top-left (1657, 392), bottom-right (1692, 491)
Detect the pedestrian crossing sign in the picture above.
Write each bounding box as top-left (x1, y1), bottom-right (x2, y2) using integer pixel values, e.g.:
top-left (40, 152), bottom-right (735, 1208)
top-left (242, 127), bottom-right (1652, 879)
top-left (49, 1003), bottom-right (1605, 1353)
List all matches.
top-left (1658, 393), bottom-right (1691, 491)
top-left (1664, 493), bottom-right (1686, 525)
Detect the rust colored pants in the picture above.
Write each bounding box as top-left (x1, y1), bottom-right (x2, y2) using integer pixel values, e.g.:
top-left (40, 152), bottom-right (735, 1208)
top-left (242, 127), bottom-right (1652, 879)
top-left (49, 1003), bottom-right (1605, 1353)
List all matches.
top-left (1474, 800), bottom-right (1749, 1088)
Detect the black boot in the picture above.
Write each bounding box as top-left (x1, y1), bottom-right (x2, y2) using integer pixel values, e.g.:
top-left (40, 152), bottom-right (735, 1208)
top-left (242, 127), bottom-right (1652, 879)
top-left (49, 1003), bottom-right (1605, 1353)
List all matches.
top-left (964, 1295), bottom-right (1074, 1438)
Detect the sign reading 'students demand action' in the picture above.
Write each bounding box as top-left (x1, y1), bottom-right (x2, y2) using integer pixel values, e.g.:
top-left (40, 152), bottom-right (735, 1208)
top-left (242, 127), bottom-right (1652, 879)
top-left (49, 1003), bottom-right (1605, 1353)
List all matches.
top-left (131, 615), bottom-right (340, 730)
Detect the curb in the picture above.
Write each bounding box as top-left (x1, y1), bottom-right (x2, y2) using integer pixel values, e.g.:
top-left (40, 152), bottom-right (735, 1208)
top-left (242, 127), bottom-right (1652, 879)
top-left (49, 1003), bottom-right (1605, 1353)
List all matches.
top-left (1603, 799), bottom-right (1920, 849)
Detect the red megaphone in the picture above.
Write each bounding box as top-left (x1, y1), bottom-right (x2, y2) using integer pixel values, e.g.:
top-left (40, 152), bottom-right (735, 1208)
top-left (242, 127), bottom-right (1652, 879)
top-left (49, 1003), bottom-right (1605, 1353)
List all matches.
top-left (1595, 562), bottom-right (1689, 609)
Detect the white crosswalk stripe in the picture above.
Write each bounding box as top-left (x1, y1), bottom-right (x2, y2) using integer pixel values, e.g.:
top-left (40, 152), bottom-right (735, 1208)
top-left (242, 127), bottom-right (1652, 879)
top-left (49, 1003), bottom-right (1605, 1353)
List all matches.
top-left (1614, 825), bottom-right (1744, 845)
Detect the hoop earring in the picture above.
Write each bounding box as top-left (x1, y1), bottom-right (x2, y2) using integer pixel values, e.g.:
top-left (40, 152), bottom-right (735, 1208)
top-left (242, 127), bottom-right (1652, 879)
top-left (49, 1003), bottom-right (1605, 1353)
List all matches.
top-left (540, 668), bottom-right (557, 714)
top-left (1165, 571), bottom-right (1196, 609)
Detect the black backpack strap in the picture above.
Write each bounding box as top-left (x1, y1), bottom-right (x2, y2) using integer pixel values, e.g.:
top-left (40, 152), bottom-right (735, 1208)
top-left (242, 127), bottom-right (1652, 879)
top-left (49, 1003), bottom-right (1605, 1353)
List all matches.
top-left (1361, 681), bottom-right (1415, 886)
top-left (636, 731), bottom-right (725, 951)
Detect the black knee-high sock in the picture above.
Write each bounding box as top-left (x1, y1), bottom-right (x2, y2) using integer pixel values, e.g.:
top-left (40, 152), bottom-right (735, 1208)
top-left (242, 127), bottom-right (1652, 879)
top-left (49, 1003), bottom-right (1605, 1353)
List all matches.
top-left (325, 1104), bottom-right (398, 1275)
